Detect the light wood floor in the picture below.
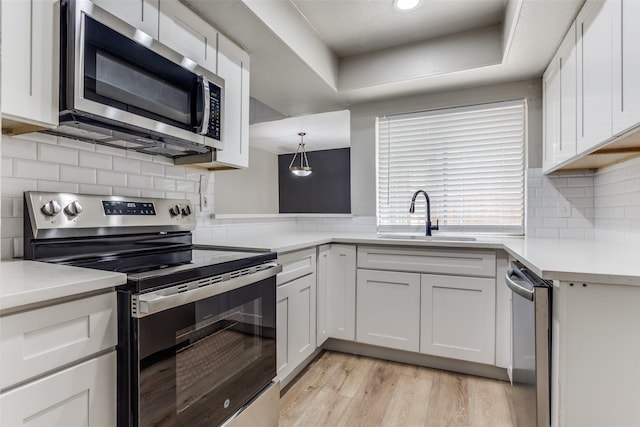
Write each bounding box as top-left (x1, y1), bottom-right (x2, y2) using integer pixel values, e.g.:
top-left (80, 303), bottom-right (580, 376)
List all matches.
top-left (279, 350), bottom-right (517, 427)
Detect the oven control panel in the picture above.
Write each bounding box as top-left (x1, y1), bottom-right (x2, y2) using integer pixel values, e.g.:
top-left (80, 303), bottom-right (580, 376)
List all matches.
top-left (24, 192), bottom-right (196, 239)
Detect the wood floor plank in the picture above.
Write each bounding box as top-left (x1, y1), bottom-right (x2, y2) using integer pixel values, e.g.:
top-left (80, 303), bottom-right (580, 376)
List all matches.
top-left (292, 388), bottom-right (352, 427)
top-left (279, 352), bottom-right (341, 426)
top-left (334, 359), bottom-right (400, 427)
top-left (380, 372), bottom-right (433, 427)
top-left (424, 371), bottom-right (470, 427)
top-left (279, 351), bottom-right (515, 427)
top-left (467, 376), bottom-right (514, 427)
top-left (323, 352), bottom-right (375, 398)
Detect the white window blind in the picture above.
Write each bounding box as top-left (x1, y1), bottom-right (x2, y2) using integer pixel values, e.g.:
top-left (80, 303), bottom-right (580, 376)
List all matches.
top-left (376, 99), bottom-right (525, 235)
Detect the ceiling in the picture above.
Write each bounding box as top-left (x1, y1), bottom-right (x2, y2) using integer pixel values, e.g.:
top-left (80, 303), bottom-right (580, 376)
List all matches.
top-left (181, 0), bottom-right (583, 149)
top-left (249, 109), bottom-right (350, 154)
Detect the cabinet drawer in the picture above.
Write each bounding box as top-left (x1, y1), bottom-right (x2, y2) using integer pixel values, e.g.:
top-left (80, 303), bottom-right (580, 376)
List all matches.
top-left (0, 352), bottom-right (116, 426)
top-left (0, 292), bottom-right (117, 389)
top-left (357, 246), bottom-right (496, 277)
top-left (277, 248), bottom-right (316, 286)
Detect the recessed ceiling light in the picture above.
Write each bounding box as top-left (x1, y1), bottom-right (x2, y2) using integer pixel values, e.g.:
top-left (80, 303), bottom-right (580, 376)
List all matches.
top-left (394, 0), bottom-right (421, 11)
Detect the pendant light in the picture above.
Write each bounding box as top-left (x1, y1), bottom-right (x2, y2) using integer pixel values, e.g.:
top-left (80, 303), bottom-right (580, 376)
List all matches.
top-left (289, 132), bottom-right (313, 176)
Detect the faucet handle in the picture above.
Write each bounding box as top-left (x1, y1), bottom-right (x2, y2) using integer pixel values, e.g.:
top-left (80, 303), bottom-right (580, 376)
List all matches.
top-left (430, 219), bottom-right (439, 231)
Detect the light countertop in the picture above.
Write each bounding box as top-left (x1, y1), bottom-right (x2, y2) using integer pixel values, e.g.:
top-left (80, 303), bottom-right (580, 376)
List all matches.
top-left (200, 231), bottom-right (640, 286)
top-left (0, 260), bottom-right (126, 314)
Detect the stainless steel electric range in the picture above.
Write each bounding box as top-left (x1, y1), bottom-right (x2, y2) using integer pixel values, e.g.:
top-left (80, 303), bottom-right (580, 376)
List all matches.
top-left (23, 191), bottom-right (281, 427)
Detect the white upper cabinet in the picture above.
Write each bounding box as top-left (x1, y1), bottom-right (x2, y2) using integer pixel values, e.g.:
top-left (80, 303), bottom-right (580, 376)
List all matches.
top-left (543, 22), bottom-right (578, 173)
top-left (543, 53), bottom-right (560, 172)
top-left (158, 0), bottom-right (217, 73)
top-left (1, 0), bottom-right (59, 131)
top-left (557, 22), bottom-right (578, 164)
top-left (215, 34), bottom-right (250, 169)
top-left (92, 0), bottom-right (159, 39)
top-left (612, 0), bottom-right (640, 135)
top-left (576, 0), bottom-right (613, 154)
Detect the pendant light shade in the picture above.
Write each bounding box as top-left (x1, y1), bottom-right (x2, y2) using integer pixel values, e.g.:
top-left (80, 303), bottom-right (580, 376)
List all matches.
top-left (289, 132), bottom-right (312, 176)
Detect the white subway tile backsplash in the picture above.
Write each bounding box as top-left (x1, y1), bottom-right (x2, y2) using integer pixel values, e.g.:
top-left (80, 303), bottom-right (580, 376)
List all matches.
top-left (125, 151), bottom-right (153, 162)
top-left (56, 136), bottom-right (94, 151)
top-left (128, 174), bottom-right (153, 189)
top-left (14, 159), bottom-right (59, 180)
top-left (113, 157), bottom-right (141, 174)
top-left (165, 166), bottom-right (186, 179)
top-left (78, 184), bottom-right (111, 195)
top-left (113, 187), bottom-right (141, 197)
top-left (3, 138), bottom-right (37, 160)
top-left (1, 238), bottom-right (13, 259)
top-left (1, 198), bottom-right (13, 218)
top-left (1, 218), bottom-right (22, 238)
top-left (38, 144), bottom-right (78, 165)
top-left (141, 189), bottom-right (165, 198)
top-left (97, 170), bottom-right (127, 187)
top-left (1, 158), bottom-right (12, 177)
top-left (37, 180), bottom-right (79, 193)
top-left (79, 151), bottom-right (112, 170)
top-left (141, 162), bottom-right (165, 177)
top-left (95, 144), bottom-right (125, 156)
top-left (153, 177), bottom-right (176, 191)
top-left (2, 177), bottom-right (37, 198)
top-left (176, 180), bottom-right (196, 192)
top-left (60, 165), bottom-right (96, 184)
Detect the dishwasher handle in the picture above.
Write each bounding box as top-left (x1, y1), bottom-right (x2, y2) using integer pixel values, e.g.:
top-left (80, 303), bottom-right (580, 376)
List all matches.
top-left (505, 267), bottom-right (535, 301)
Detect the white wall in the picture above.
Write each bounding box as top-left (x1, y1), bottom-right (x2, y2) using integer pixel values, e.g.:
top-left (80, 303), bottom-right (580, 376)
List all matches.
top-left (213, 146), bottom-right (279, 214)
top-left (349, 79), bottom-right (543, 217)
top-left (1, 133), bottom-right (214, 259)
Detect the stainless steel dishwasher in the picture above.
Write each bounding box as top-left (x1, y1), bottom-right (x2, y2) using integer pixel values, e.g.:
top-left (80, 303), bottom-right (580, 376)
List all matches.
top-left (506, 261), bottom-right (552, 427)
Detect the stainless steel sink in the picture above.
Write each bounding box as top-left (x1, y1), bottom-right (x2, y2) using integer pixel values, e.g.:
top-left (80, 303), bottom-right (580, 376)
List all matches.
top-left (377, 234), bottom-right (477, 242)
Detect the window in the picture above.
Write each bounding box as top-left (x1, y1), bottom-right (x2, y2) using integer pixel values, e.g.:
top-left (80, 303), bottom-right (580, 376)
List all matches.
top-left (376, 99), bottom-right (526, 235)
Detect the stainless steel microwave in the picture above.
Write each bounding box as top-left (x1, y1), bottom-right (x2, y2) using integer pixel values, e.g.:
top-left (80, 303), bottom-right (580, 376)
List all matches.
top-left (50, 0), bottom-right (225, 159)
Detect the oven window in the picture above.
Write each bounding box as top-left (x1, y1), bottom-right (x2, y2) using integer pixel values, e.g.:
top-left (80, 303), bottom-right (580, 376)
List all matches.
top-left (175, 299), bottom-right (262, 414)
top-left (136, 278), bottom-right (276, 426)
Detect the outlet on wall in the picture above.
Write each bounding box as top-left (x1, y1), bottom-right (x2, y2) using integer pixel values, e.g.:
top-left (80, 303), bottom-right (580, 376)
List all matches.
top-left (558, 199), bottom-right (571, 218)
top-left (200, 175), bottom-right (211, 212)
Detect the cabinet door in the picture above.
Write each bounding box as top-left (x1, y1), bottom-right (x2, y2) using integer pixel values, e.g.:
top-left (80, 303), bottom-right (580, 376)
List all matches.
top-left (576, 0), bottom-right (613, 153)
top-left (316, 245), bottom-right (330, 346)
top-left (327, 245), bottom-right (357, 341)
top-left (92, 0), bottom-right (159, 39)
top-left (612, 0), bottom-right (640, 134)
top-left (215, 34), bottom-right (250, 169)
top-left (356, 269), bottom-right (420, 352)
top-left (0, 352), bottom-right (116, 427)
top-left (420, 274), bottom-right (496, 364)
top-left (543, 53), bottom-right (560, 172)
top-left (276, 273), bottom-right (317, 381)
top-left (158, 0), bottom-right (217, 72)
top-left (557, 22), bottom-right (578, 164)
top-left (1, 0), bottom-right (59, 129)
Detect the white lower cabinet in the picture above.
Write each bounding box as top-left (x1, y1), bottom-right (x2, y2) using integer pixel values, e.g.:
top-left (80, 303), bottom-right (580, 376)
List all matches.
top-left (317, 244), bottom-right (356, 346)
top-left (0, 352), bottom-right (116, 427)
top-left (356, 269), bottom-right (420, 352)
top-left (276, 249), bottom-right (317, 383)
top-left (0, 291), bottom-right (117, 427)
top-left (420, 274), bottom-right (496, 364)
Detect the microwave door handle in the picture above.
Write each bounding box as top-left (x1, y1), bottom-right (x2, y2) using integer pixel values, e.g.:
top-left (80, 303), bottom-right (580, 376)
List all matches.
top-left (197, 75), bottom-right (210, 135)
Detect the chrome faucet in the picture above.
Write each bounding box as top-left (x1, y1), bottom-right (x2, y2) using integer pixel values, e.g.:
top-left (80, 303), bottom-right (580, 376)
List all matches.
top-left (409, 190), bottom-right (439, 236)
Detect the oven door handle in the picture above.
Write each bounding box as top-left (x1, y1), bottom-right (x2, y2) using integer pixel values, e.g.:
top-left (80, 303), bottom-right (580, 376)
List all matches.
top-left (132, 262), bottom-right (282, 318)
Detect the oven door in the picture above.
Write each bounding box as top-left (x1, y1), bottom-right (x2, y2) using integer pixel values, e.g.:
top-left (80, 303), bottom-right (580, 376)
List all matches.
top-left (119, 266), bottom-right (278, 426)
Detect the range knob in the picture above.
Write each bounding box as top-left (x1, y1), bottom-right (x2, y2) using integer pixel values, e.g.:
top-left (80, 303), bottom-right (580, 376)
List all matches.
top-left (169, 205), bottom-right (181, 217)
top-left (64, 200), bottom-right (83, 217)
top-left (181, 205), bottom-right (192, 216)
top-left (41, 200), bottom-right (61, 217)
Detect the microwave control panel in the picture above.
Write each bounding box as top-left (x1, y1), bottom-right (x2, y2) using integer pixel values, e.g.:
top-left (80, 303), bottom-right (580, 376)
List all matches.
top-left (206, 83), bottom-right (221, 141)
